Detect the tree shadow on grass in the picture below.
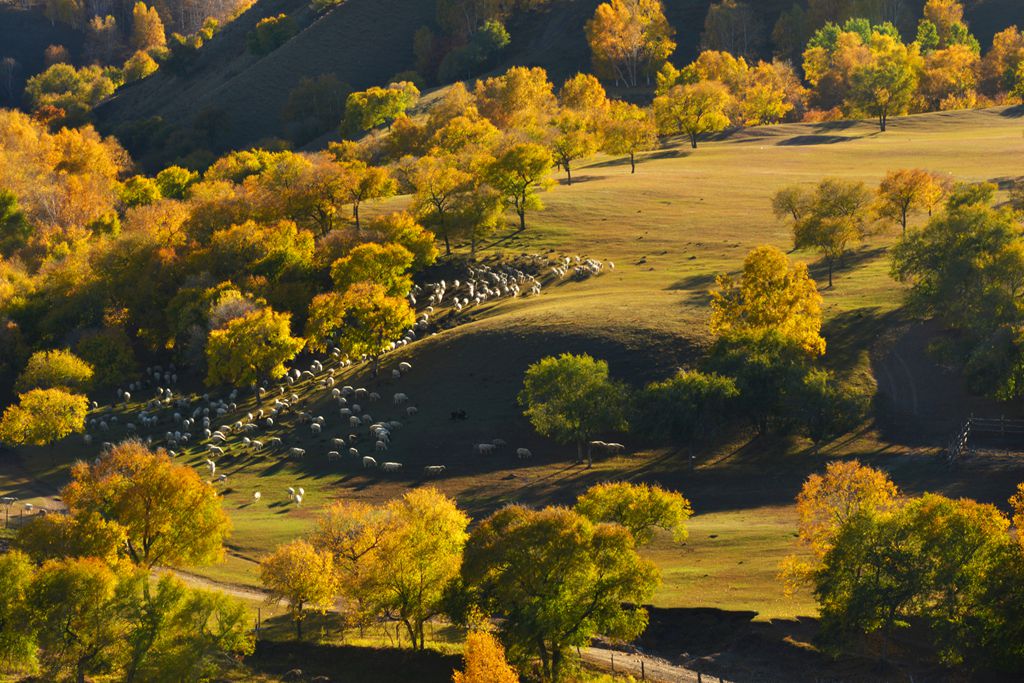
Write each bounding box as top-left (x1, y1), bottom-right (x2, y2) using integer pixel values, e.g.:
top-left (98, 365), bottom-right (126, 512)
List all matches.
top-left (999, 105), bottom-right (1024, 118)
top-left (665, 272), bottom-right (717, 304)
top-left (806, 245), bottom-right (887, 286)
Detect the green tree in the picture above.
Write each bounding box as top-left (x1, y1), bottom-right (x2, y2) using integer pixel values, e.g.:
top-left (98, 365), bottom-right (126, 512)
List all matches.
top-left (575, 481), bottom-right (692, 544)
top-left (796, 369), bottom-right (871, 452)
top-left (461, 505), bottom-right (659, 682)
top-left (0, 190), bottom-right (32, 257)
top-left (260, 540), bottom-right (338, 641)
top-left (205, 307), bottom-right (304, 388)
top-left (485, 142), bottom-right (553, 231)
top-left (29, 557), bottom-right (125, 683)
top-left (0, 550), bottom-right (35, 675)
top-left (330, 242), bottom-right (414, 296)
top-left (638, 369), bottom-right (738, 461)
top-left (410, 154), bottom-right (474, 256)
top-left (118, 176), bottom-right (161, 208)
top-left (781, 179), bottom-right (874, 288)
top-left (155, 166), bottom-right (198, 200)
top-left (306, 283), bottom-right (415, 374)
top-left (344, 81), bottom-right (420, 134)
top-left (847, 32), bottom-right (921, 132)
top-left (0, 388), bottom-right (88, 448)
top-left (653, 80), bottom-right (732, 149)
top-left (16, 349), bottom-right (93, 392)
top-left (710, 245), bottom-right (825, 356)
top-left (519, 353), bottom-right (629, 466)
top-left (703, 330), bottom-right (810, 435)
top-left (366, 211), bottom-right (439, 269)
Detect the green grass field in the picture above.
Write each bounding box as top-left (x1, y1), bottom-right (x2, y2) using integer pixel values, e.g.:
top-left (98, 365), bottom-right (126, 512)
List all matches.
top-left (6, 107), bottom-right (1024, 657)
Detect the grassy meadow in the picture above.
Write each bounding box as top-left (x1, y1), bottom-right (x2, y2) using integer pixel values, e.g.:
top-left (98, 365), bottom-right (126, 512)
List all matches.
top-left (5, 105), bottom-right (1024, 637)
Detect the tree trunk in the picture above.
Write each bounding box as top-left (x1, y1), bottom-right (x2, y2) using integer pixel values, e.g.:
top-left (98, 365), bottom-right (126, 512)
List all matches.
top-left (353, 202), bottom-right (360, 231)
top-left (551, 648), bottom-right (563, 682)
top-left (690, 133), bottom-right (698, 149)
top-left (296, 614), bottom-right (303, 641)
top-left (630, 151), bottom-right (636, 174)
top-left (827, 258), bottom-right (834, 288)
top-left (443, 230), bottom-right (451, 257)
top-left (518, 207), bottom-right (526, 231)
top-left (879, 113), bottom-right (886, 132)
top-left (565, 161), bottom-right (572, 186)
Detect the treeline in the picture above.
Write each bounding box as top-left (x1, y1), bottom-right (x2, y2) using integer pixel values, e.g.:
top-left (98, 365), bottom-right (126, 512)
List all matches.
top-left (0, 441), bottom-right (252, 682)
top-left (259, 479), bottom-right (690, 682)
top-left (785, 460), bottom-right (1024, 671)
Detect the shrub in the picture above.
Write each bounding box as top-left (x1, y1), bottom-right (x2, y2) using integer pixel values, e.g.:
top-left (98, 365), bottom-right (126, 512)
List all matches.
top-left (247, 14), bottom-right (296, 55)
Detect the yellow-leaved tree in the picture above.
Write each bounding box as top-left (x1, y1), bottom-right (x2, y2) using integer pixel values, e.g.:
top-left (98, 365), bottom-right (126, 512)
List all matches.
top-left (59, 440), bottom-right (232, 569)
top-left (586, 0), bottom-right (676, 88)
top-left (453, 631), bottom-right (519, 683)
top-left (710, 245), bottom-right (825, 356)
top-left (259, 540), bottom-right (338, 641)
top-left (0, 388), bottom-right (88, 448)
top-left (205, 306), bottom-right (304, 389)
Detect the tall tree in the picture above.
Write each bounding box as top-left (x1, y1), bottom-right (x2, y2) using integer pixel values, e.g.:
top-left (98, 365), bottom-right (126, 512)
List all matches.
top-left (461, 505), bottom-right (659, 682)
top-left (519, 353), bottom-right (629, 466)
top-left (339, 161), bottom-right (397, 231)
top-left (131, 2), bottom-right (166, 52)
top-left (638, 369), bottom-right (738, 460)
top-left (710, 245), bottom-right (825, 356)
top-left (0, 388), bottom-right (88, 448)
top-left (329, 242), bottom-right (415, 297)
top-left (486, 142), bottom-right (554, 230)
top-left (602, 100), bottom-right (658, 173)
top-left (205, 307), bottom-right (304, 388)
top-left (410, 155), bottom-right (474, 256)
top-left (60, 441), bottom-right (231, 569)
top-left (306, 283), bottom-right (415, 374)
top-left (586, 0), bottom-right (676, 88)
top-left (784, 178), bottom-right (874, 288)
top-left (452, 631), bottom-right (519, 683)
top-left (259, 540), bottom-right (338, 641)
top-left (549, 111), bottom-right (601, 185)
top-left (847, 32), bottom-right (921, 132)
top-left (875, 168), bottom-right (946, 236)
top-left (653, 80), bottom-right (732, 148)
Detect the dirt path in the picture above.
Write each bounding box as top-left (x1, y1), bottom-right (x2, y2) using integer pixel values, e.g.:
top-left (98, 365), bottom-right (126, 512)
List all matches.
top-left (163, 570), bottom-right (713, 681)
top-left (580, 647), bottom-right (711, 682)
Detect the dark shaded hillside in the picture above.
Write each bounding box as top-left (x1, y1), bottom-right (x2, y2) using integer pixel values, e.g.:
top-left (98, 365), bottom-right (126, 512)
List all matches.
top-left (0, 8), bottom-right (83, 107)
top-left (96, 0), bottom-right (434, 165)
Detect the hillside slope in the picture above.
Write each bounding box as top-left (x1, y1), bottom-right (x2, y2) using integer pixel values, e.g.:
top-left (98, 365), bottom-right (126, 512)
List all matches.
top-left (96, 0), bottom-right (434, 161)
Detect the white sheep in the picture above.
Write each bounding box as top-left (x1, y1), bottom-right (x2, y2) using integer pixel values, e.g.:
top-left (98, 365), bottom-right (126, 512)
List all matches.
top-left (294, 494), bottom-right (303, 506)
top-left (380, 462), bottom-right (402, 472)
top-left (393, 393), bottom-right (408, 406)
top-left (331, 437), bottom-right (346, 448)
top-left (362, 456), bottom-right (377, 468)
top-left (289, 447), bottom-right (306, 458)
top-left (327, 451), bottom-right (341, 460)
top-left (375, 440), bottom-right (388, 452)
top-left (516, 448), bottom-right (532, 459)
top-left (474, 443), bottom-right (496, 455)
top-left (406, 406), bottom-right (418, 416)
top-left (398, 362), bottom-right (412, 373)
top-left (253, 491), bottom-right (261, 503)
top-left (349, 447), bottom-right (359, 458)
top-left (310, 423), bottom-right (322, 435)
top-left (423, 465), bottom-right (446, 476)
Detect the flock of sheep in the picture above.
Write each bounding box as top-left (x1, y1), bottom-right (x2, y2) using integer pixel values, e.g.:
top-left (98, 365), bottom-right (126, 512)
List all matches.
top-left (78, 252), bottom-right (621, 510)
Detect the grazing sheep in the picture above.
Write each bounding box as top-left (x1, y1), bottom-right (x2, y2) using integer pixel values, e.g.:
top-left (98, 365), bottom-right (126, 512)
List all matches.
top-left (398, 362), bottom-right (412, 373)
top-left (331, 437), bottom-right (346, 448)
top-left (294, 494), bottom-right (303, 506)
top-left (605, 442), bottom-right (626, 454)
top-left (375, 440), bottom-right (388, 452)
top-left (516, 448), bottom-right (532, 459)
top-left (492, 438), bottom-right (507, 447)
top-left (474, 443), bottom-right (496, 455)
top-left (265, 437), bottom-right (283, 448)
top-left (289, 447), bottom-right (306, 458)
top-left (253, 491), bottom-right (261, 503)
top-left (391, 369), bottom-right (401, 379)
top-left (368, 392), bottom-right (381, 402)
top-left (362, 456), bottom-right (377, 468)
top-left (310, 423), bottom-right (322, 435)
top-left (327, 451), bottom-right (341, 461)
top-left (208, 445), bottom-right (224, 456)
top-left (393, 393), bottom-right (408, 406)
top-left (406, 406), bottom-right (418, 416)
top-left (380, 462), bottom-right (402, 472)
top-left (348, 447), bottom-right (359, 457)
top-left (423, 465), bottom-right (446, 476)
